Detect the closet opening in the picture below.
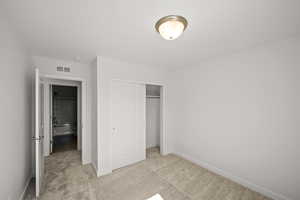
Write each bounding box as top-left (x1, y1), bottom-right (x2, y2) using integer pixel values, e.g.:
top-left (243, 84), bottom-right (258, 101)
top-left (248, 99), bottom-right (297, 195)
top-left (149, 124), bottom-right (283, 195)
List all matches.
top-left (146, 84), bottom-right (162, 156)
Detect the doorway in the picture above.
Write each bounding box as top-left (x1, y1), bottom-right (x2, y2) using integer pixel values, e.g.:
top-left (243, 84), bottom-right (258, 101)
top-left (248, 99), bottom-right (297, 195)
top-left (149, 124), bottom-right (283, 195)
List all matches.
top-left (40, 76), bottom-right (87, 164)
top-left (34, 70), bottom-right (87, 197)
top-left (43, 78), bottom-right (83, 157)
top-left (51, 85), bottom-right (78, 153)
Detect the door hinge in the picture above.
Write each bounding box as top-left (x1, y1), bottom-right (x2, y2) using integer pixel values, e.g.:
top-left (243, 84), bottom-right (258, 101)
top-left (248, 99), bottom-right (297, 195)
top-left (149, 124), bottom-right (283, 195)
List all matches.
top-left (32, 136), bottom-right (44, 141)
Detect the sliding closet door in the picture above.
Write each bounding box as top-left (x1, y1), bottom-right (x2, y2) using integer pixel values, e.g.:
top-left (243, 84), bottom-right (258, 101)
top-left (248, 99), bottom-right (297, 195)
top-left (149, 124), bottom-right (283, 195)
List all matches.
top-left (111, 80), bottom-right (145, 170)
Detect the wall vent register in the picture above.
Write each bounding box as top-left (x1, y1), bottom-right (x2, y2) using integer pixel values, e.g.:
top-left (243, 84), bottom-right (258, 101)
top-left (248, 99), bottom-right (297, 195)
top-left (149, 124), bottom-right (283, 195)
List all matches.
top-left (63, 67), bottom-right (71, 72)
top-left (56, 66), bottom-right (71, 72)
top-left (56, 66), bottom-right (64, 72)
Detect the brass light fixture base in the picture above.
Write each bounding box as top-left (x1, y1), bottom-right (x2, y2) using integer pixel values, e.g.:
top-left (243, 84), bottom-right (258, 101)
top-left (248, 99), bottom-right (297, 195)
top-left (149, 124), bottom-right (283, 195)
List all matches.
top-left (155, 15), bottom-right (188, 33)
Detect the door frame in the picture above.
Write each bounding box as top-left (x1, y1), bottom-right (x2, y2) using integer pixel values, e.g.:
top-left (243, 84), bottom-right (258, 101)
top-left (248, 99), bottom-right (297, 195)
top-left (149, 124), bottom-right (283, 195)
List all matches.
top-left (40, 74), bottom-right (88, 164)
top-left (110, 79), bottom-right (166, 156)
top-left (49, 85), bottom-right (53, 154)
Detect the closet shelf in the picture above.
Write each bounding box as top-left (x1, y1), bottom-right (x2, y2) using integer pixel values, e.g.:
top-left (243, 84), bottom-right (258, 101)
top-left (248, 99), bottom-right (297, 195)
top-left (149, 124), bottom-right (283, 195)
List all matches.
top-left (146, 95), bottom-right (160, 98)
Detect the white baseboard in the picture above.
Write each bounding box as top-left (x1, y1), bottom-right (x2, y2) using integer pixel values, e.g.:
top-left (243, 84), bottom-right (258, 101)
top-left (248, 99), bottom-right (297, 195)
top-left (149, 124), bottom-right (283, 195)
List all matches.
top-left (91, 161), bottom-right (112, 177)
top-left (18, 175), bottom-right (32, 200)
top-left (174, 151), bottom-right (292, 200)
top-left (98, 169), bottom-right (112, 177)
top-left (91, 162), bottom-right (100, 177)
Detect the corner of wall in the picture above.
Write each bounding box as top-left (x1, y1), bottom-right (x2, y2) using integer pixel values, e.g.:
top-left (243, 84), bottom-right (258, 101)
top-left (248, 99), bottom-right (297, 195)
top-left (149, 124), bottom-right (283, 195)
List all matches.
top-left (174, 151), bottom-right (292, 200)
top-left (18, 174), bottom-right (32, 200)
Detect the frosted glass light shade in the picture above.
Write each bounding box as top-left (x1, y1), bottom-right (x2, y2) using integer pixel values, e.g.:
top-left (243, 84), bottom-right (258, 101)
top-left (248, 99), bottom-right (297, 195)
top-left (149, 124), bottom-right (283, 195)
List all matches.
top-left (155, 15), bottom-right (188, 40)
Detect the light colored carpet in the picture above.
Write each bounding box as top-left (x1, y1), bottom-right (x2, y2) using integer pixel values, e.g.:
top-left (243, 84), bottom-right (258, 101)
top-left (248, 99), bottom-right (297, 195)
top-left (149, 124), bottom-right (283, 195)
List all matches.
top-left (24, 148), bottom-right (272, 200)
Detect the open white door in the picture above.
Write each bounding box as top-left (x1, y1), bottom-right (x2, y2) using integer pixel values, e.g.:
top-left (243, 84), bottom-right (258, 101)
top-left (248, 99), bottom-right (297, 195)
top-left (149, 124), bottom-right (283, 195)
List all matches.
top-left (34, 68), bottom-right (45, 197)
top-left (111, 80), bottom-right (146, 170)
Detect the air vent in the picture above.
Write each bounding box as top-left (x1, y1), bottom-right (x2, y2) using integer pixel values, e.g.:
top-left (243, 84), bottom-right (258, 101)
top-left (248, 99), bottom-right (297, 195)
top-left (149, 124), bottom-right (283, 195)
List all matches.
top-left (64, 67), bottom-right (71, 72)
top-left (56, 65), bottom-right (71, 72)
top-left (56, 66), bottom-right (64, 72)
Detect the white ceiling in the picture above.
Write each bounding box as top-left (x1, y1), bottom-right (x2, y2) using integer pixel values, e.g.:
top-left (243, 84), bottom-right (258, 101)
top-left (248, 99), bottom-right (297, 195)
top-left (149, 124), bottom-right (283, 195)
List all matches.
top-left (1, 0), bottom-right (300, 68)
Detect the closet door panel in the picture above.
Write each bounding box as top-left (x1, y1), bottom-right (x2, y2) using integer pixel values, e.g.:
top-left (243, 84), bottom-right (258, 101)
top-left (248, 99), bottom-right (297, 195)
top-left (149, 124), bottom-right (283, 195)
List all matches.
top-left (146, 98), bottom-right (160, 148)
top-left (111, 80), bottom-right (145, 170)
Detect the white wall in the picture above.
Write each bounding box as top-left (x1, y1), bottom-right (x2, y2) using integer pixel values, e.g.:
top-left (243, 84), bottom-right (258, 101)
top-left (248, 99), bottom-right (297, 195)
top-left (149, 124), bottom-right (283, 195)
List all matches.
top-left (168, 37), bottom-right (300, 200)
top-left (97, 56), bottom-right (167, 175)
top-left (32, 56), bottom-right (94, 165)
top-left (0, 18), bottom-right (33, 200)
top-left (164, 70), bottom-right (186, 154)
top-left (146, 98), bottom-right (160, 148)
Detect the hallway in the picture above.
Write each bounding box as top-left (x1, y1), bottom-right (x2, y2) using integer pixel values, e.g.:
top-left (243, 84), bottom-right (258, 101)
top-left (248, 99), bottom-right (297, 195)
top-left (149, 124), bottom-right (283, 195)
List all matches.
top-left (24, 148), bottom-right (271, 200)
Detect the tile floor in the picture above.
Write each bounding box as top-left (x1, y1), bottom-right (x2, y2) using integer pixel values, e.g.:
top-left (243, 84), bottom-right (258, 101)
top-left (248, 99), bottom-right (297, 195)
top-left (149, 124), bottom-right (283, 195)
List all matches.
top-left (24, 148), bottom-right (272, 200)
top-left (52, 135), bottom-right (77, 153)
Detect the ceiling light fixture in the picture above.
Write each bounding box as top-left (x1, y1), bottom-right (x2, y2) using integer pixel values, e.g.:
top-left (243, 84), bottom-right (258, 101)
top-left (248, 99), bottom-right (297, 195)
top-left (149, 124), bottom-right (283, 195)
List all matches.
top-left (155, 15), bottom-right (188, 40)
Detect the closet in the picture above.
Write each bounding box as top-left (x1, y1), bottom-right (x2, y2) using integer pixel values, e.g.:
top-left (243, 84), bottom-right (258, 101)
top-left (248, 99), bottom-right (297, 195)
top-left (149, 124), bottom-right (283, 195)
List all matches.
top-left (146, 85), bottom-right (161, 151)
top-left (110, 82), bottom-right (162, 170)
